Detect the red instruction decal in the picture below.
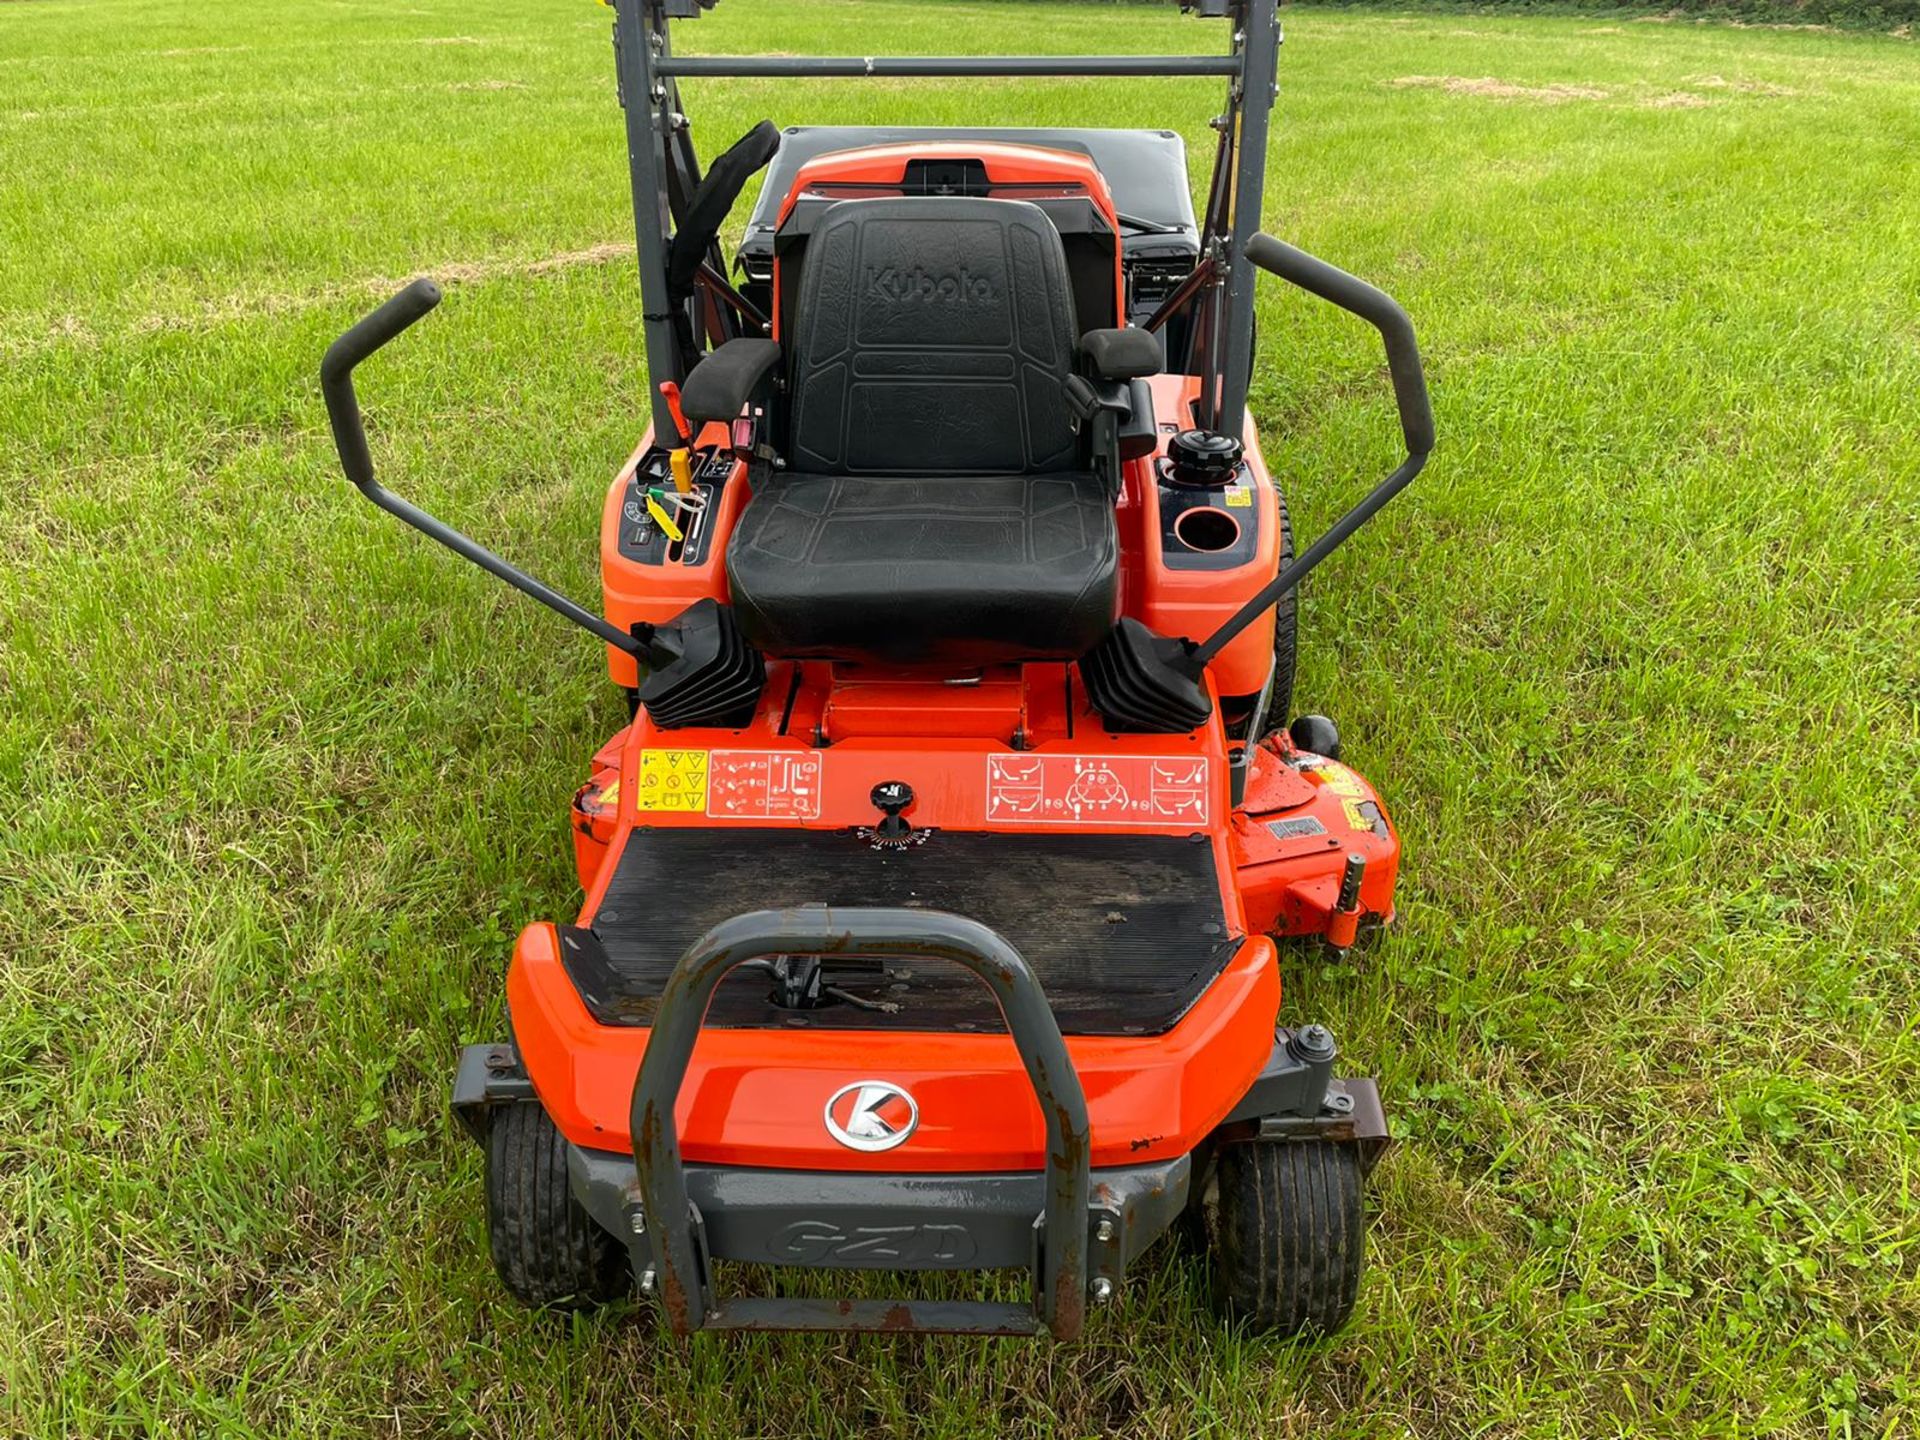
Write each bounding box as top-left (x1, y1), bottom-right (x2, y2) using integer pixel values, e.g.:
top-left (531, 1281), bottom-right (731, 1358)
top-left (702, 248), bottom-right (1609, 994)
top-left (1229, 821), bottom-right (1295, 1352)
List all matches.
top-left (985, 754), bottom-right (1210, 827)
top-left (707, 751), bottom-right (824, 820)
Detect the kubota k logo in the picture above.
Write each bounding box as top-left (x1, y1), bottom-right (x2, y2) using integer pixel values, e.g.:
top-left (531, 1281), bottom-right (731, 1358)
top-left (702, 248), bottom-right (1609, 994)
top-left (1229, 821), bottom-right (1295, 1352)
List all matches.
top-left (823, 1080), bottom-right (920, 1152)
top-left (865, 265), bottom-right (994, 304)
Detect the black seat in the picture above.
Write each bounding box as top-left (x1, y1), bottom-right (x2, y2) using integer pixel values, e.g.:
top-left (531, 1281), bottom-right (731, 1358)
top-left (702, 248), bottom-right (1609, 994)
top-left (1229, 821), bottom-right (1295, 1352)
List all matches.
top-left (726, 196), bottom-right (1118, 664)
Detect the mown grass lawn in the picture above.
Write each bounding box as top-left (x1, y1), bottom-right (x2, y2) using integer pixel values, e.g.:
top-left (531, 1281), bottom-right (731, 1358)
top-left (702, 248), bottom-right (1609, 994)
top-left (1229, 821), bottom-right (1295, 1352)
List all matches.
top-left (2, 0), bottom-right (1917, 1435)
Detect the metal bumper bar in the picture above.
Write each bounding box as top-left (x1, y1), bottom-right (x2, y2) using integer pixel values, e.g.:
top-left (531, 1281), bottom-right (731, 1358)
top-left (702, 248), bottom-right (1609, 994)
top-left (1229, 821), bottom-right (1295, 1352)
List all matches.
top-left (629, 906), bottom-right (1092, 1339)
top-left (657, 55), bottom-right (1240, 79)
top-left (565, 1147), bottom-right (1193, 1336)
top-left (450, 954), bottom-right (1391, 1338)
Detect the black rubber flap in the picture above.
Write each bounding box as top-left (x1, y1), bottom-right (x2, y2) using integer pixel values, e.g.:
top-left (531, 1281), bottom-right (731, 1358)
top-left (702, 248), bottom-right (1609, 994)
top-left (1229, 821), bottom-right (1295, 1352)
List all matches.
top-left (569, 829), bottom-right (1236, 1036)
top-left (637, 599), bottom-right (766, 729)
top-left (1079, 617), bottom-right (1213, 734)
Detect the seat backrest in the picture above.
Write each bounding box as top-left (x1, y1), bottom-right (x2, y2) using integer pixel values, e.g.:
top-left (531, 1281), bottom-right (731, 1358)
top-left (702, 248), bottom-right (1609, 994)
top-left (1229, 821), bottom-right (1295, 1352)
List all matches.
top-left (785, 197), bottom-right (1082, 476)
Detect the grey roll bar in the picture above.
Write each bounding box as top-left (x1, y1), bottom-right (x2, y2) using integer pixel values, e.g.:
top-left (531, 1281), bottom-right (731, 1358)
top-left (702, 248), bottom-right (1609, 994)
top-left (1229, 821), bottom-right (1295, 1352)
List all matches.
top-left (658, 55), bottom-right (1242, 78)
top-left (630, 906), bottom-right (1093, 1339)
top-left (609, 0), bottom-right (1281, 443)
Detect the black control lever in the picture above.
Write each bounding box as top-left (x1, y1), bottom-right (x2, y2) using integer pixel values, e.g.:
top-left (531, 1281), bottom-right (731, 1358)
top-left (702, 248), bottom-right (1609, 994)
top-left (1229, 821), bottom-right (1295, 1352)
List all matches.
top-left (320, 279), bottom-right (645, 658)
top-left (1078, 237), bottom-right (1433, 734)
top-left (1189, 235), bottom-right (1433, 667)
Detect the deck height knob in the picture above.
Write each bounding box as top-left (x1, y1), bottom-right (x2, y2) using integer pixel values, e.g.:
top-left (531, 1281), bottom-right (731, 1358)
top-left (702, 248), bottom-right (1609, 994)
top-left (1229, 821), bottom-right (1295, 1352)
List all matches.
top-left (870, 781), bottom-right (915, 844)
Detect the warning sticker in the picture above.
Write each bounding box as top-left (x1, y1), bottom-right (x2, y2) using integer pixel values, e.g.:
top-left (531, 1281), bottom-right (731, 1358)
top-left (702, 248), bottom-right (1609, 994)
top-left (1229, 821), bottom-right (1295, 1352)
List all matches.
top-left (1310, 762), bottom-right (1367, 800)
top-left (1224, 485), bottom-right (1253, 509)
top-left (706, 751), bottom-right (823, 820)
top-left (985, 754), bottom-right (1210, 827)
top-left (1344, 798), bottom-right (1390, 839)
top-left (636, 748), bottom-right (709, 813)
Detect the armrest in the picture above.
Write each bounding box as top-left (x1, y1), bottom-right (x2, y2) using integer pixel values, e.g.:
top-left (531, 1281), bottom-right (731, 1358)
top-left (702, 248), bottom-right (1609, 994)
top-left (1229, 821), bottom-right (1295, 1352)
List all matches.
top-left (679, 338), bottom-right (782, 427)
top-left (1079, 327), bottom-right (1163, 382)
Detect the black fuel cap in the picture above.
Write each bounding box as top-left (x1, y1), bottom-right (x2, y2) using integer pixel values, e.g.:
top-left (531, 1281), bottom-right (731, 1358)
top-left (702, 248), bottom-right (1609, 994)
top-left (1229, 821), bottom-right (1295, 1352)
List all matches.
top-left (1165, 429), bottom-right (1244, 489)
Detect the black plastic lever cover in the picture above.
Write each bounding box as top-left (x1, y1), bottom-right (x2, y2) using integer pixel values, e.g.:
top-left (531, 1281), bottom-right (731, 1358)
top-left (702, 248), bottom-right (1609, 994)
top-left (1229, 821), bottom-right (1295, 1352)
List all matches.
top-left (321, 277), bottom-right (443, 492)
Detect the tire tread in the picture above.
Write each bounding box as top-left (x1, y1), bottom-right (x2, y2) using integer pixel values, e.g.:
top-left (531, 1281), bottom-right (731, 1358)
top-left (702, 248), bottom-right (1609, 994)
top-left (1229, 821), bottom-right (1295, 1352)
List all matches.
top-left (484, 1103), bottom-right (628, 1310)
top-left (1263, 483), bottom-right (1298, 735)
top-left (1209, 1140), bottom-right (1363, 1336)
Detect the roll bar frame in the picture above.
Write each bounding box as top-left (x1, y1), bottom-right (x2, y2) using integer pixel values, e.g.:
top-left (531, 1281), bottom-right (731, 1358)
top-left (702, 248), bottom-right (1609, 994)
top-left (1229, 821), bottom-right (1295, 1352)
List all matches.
top-left (630, 906), bottom-right (1092, 1339)
top-left (607, 0), bottom-right (1280, 441)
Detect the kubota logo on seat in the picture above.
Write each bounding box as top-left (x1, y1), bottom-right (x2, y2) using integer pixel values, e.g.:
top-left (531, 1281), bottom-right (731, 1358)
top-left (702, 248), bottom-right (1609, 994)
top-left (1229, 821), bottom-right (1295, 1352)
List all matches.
top-left (823, 1080), bottom-right (920, 1151)
top-left (865, 265), bottom-right (994, 304)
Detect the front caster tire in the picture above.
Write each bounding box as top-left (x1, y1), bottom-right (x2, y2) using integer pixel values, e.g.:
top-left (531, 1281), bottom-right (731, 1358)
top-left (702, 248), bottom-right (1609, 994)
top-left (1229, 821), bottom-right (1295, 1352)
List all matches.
top-left (484, 1102), bottom-right (629, 1310)
top-left (1202, 1140), bottom-right (1365, 1337)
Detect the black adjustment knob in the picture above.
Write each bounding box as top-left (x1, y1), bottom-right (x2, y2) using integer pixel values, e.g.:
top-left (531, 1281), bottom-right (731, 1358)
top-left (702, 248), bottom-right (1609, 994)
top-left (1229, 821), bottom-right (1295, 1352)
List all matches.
top-left (871, 780), bottom-right (914, 841)
top-left (871, 780), bottom-right (913, 815)
top-left (1164, 429), bottom-right (1244, 489)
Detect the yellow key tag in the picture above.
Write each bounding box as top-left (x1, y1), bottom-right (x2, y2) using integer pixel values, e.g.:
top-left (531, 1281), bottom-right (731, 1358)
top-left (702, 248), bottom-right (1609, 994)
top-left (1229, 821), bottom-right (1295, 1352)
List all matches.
top-left (669, 448), bottom-right (694, 495)
top-left (645, 493), bottom-right (684, 542)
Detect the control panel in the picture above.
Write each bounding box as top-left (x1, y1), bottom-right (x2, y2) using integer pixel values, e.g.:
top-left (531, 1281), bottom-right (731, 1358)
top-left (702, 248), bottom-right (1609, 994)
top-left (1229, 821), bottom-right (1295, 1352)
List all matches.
top-left (1154, 428), bottom-right (1261, 572)
top-left (615, 447), bottom-right (740, 567)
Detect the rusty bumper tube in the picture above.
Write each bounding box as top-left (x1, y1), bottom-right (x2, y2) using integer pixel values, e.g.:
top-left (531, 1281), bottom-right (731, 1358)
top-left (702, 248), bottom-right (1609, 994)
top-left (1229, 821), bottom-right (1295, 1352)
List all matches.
top-left (628, 905), bottom-right (1092, 1339)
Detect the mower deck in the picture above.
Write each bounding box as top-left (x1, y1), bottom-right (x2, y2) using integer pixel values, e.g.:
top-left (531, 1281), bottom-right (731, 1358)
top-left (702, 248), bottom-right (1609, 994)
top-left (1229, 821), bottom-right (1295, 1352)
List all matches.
top-left (568, 827), bottom-right (1232, 1034)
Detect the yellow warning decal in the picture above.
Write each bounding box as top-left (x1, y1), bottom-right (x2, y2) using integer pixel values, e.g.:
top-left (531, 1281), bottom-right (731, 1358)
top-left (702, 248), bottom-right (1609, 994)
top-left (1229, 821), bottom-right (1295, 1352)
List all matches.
top-left (1312, 762), bottom-right (1367, 799)
top-left (636, 749), bottom-right (709, 813)
top-left (1224, 485), bottom-right (1253, 508)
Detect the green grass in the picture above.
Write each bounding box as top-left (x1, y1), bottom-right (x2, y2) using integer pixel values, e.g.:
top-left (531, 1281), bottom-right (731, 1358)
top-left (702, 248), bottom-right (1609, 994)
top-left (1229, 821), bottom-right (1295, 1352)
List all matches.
top-left (2, 0), bottom-right (1917, 1434)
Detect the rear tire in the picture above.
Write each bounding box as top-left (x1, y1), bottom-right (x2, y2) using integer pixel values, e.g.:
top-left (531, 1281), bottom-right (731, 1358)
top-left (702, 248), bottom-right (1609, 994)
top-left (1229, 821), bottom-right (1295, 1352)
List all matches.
top-left (1223, 481), bottom-right (1298, 742)
top-left (484, 1103), bottom-right (629, 1310)
top-left (1201, 1140), bottom-right (1364, 1337)
top-left (1264, 482), bottom-right (1298, 736)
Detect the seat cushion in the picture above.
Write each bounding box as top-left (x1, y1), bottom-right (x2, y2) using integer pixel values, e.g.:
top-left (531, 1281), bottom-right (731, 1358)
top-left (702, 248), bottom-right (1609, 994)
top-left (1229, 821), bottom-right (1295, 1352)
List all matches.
top-left (726, 472), bottom-right (1119, 663)
top-left (786, 196), bottom-right (1083, 476)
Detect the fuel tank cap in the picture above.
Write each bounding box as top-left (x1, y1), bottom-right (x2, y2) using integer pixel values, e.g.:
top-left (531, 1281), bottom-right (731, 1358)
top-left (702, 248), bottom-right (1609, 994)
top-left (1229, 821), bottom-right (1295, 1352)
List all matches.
top-left (1164, 429), bottom-right (1244, 489)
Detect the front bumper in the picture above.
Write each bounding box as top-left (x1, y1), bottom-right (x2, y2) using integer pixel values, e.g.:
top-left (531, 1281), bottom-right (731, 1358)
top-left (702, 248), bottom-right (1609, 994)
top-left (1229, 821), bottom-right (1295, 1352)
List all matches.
top-left (454, 1021), bottom-right (1386, 1336)
top-left (578, 1143), bottom-right (1189, 1281)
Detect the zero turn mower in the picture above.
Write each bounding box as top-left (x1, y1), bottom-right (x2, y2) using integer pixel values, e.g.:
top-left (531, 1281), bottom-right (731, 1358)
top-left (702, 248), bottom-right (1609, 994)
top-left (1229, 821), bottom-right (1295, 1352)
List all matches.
top-left (322, 0), bottom-right (1431, 1339)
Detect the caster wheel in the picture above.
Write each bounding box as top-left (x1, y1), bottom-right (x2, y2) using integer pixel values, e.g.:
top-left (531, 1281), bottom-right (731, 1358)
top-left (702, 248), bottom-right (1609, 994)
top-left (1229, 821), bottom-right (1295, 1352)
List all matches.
top-left (1200, 1140), bottom-right (1365, 1336)
top-left (484, 1102), bottom-right (629, 1310)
